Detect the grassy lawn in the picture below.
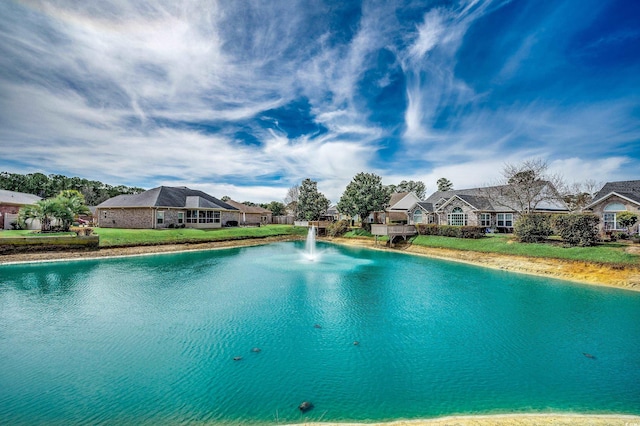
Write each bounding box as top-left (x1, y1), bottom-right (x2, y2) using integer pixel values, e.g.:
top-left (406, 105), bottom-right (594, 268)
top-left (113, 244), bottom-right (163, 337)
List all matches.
top-left (412, 233), bottom-right (640, 265)
top-left (0, 225), bottom-right (307, 247)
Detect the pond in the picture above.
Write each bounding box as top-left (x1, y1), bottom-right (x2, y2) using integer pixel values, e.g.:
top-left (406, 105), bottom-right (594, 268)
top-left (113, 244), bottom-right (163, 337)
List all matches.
top-left (1, 241), bottom-right (639, 425)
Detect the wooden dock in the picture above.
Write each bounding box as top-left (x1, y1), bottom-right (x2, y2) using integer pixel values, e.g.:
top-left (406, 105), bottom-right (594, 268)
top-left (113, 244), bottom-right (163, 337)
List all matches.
top-left (370, 224), bottom-right (416, 246)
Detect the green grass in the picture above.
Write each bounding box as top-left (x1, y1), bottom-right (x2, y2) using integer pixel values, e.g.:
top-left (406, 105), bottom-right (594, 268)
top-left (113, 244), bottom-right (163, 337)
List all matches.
top-left (411, 233), bottom-right (640, 265)
top-left (1, 225), bottom-right (307, 247)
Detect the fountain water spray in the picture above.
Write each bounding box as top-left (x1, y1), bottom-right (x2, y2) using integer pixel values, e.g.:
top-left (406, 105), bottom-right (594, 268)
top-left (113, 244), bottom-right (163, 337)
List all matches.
top-left (305, 225), bottom-right (317, 261)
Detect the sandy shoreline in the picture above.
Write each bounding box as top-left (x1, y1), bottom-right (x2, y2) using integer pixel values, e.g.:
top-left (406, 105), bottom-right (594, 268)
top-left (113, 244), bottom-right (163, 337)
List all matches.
top-left (286, 413), bottom-right (640, 425)
top-left (328, 237), bottom-right (640, 293)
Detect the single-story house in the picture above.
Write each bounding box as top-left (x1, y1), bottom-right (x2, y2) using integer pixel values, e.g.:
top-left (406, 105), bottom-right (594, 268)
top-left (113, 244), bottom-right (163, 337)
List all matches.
top-left (325, 205), bottom-right (340, 221)
top-left (96, 186), bottom-right (239, 229)
top-left (225, 200), bottom-right (272, 225)
top-left (407, 185), bottom-right (568, 231)
top-left (586, 180), bottom-right (640, 235)
top-left (0, 189), bottom-right (42, 230)
top-left (386, 192), bottom-right (422, 223)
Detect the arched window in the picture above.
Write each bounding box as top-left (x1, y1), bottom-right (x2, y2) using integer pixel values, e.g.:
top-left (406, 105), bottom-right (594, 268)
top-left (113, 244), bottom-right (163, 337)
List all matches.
top-left (448, 207), bottom-right (467, 226)
top-left (604, 203), bottom-right (626, 211)
top-left (413, 209), bottom-right (423, 224)
top-left (603, 203), bottom-right (626, 230)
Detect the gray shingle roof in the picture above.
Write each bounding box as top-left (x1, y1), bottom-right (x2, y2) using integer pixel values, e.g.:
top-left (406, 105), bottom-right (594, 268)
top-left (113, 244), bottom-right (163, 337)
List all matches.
top-left (415, 202), bottom-right (434, 212)
top-left (424, 184), bottom-right (567, 212)
top-left (97, 186), bottom-right (237, 210)
top-left (225, 200), bottom-right (272, 214)
top-left (591, 180), bottom-right (640, 205)
top-left (0, 189), bottom-right (41, 205)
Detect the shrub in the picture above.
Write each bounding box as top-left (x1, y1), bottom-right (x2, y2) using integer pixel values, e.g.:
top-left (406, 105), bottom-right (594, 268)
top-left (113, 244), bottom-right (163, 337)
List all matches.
top-left (552, 213), bottom-right (600, 247)
top-left (514, 213), bottom-right (553, 243)
top-left (415, 224), bottom-right (485, 239)
top-left (416, 224), bottom-right (438, 235)
top-left (617, 211), bottom-right (638, 235)
top-left (327, 220), bottom-right (350, 237)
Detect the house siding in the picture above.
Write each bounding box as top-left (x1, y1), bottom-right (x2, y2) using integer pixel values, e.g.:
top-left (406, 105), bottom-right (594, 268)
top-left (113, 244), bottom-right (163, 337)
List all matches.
top-left (222, 211), bottom-right (241, 226)
top-left (0, 205), bottom-right (21, 229)
top-left (97, 208), bottom-right (152, 228)
top-left (440, 198), bottom-right (478, 226)
top-left (590, 195), bottom-right (640, 234)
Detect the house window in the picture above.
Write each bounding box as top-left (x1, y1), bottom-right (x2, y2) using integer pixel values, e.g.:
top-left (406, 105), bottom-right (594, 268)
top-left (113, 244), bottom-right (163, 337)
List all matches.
top-left (102, 211), bottom-right (107, 219)
top-left (186, 210), bottom-right (198, 223)
top-left (448, 207), bottom-right (467, 226)
top-left (214, 211), bottom-right (221, 223)
top-left (604, 203), bottom-right (626, 212)
top-left (480, 213), bottom-right (491, 227)
top-left (603, 203), bottom-right (626, 230)
top-left (177, 212), bottom-right (184, 224)
top-left (156, 211), bottom-right (164, 225)
top-left (413, 209), bottom-right (423, 224)
top-left (604, 213), bottom-right (617, 230)
top-left (497, 213), bottom-right (513, 227)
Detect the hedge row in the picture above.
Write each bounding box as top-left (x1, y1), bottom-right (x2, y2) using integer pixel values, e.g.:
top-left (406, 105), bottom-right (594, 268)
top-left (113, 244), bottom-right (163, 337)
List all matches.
top-left (415, 224), bottom-right (486, 239)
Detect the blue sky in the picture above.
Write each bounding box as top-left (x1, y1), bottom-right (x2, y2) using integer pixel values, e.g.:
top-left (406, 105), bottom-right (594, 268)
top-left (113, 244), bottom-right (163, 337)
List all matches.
top-left (0, 0), bottom-right (638, 203)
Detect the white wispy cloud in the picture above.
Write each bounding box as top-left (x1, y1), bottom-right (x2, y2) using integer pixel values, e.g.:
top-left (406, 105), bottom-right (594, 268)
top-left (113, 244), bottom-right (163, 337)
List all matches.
top-left (0, 0), bottom-right (637, 203)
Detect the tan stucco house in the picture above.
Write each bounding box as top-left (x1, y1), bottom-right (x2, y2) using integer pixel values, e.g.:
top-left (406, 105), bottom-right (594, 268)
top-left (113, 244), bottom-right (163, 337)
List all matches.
top-left (586, 180), bottom-right (640, 235)
top-left (96, 186), bottom-right (239, 229)
top-left (407, 185), bottom-right (568, 231)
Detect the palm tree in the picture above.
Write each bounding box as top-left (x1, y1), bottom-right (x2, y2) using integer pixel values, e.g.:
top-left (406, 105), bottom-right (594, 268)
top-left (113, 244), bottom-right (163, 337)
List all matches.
top-left (18, 190), bottom-right (90, 232)
top-left (57, 190), bottom-right (90, 231)
top-left (18, 198), bottom-right (62, 232)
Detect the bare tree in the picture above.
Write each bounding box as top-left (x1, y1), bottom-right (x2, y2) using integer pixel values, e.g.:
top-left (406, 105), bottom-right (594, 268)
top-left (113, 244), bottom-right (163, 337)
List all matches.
top-left (284, 184), bottom-right (299, 216)
top-left (482, 159), bottom-right (566, 214)
top-left (564, 179), bottom-right (603, 212)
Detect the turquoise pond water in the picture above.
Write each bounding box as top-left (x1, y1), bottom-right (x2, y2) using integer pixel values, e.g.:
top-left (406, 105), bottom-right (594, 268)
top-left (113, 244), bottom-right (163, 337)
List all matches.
top-left (1, 241), bottom-right (639, 425)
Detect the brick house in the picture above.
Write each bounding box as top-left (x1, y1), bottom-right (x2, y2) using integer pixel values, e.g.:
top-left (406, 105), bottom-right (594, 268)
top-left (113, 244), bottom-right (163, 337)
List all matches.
top-left (224, 200), bottom-right (272, 225)
top-left (586, 180), bottom-right (640, 235)
top-left (0, 189), bottom-right (41, 230)
top-left (407, 185), bottom-right (568, 231)
top-left (96, 186), bottom-right (240, 229)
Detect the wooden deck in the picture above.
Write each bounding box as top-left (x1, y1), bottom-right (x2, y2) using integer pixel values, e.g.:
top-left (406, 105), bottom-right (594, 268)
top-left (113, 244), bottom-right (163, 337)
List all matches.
top-left (370, 224), bottom-right (417, 246)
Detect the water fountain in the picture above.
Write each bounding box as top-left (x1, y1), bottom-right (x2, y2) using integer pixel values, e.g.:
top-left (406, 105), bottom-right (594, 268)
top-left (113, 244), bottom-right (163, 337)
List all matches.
top-left (305, 225), bottom-right (317, 261)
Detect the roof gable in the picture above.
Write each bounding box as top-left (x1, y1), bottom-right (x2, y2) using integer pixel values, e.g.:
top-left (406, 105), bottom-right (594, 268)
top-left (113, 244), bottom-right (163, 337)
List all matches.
top-left (436, 194), bottom-right (480, 211)
top-left (388, 192), bottom-right (421, 211)
top-left (586, 191), bottom-right (640, 209)
top-left (590, 180), bottom-right (640, 206)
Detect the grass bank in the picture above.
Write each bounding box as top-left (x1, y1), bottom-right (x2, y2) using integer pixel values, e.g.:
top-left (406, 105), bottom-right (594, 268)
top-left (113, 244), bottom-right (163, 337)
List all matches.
top-left (0, 225), bottom-right (308, 248)
top-left (411, 233), bottom-right (639, 265)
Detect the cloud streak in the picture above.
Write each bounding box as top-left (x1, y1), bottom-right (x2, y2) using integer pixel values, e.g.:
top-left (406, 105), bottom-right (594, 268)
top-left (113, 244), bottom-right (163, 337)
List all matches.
top-left (0, 0), bottom-right (638, 202)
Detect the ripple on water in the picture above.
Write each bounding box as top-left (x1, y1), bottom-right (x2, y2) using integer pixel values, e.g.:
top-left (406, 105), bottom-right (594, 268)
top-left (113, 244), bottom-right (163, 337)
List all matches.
top-left (1, 242), bottom-right (639, 424)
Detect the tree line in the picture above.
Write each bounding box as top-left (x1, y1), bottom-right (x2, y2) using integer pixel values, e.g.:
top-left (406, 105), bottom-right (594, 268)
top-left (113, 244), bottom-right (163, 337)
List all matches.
top-left (0, 172), bottom-right (145, 205)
